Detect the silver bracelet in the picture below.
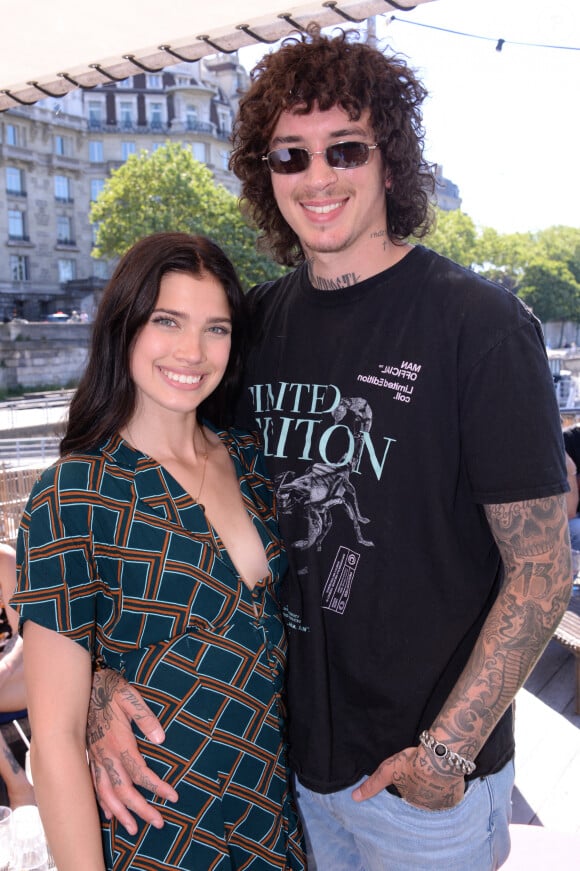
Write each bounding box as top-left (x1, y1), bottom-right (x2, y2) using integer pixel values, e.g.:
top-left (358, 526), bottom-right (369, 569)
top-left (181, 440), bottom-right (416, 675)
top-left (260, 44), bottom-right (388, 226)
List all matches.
top-left (418, 730), bottom-right (476, 776)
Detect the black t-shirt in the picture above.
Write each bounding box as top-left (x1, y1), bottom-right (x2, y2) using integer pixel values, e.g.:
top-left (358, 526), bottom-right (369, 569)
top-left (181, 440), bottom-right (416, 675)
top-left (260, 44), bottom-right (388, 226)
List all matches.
top-left (237, 245), bottom-right (567, 793)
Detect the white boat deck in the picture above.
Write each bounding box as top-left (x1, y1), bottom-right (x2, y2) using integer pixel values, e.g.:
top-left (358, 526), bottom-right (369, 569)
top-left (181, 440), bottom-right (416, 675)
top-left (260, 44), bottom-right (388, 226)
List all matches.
top-left (512, 633), bottom-right (580, 834)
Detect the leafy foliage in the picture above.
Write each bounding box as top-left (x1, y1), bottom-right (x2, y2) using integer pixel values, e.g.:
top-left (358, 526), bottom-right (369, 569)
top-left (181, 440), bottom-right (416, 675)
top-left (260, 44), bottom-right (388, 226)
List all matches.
top-left (90, 143), bottom-right (285, 289)
top-left (518, 258), bottom-right (580, 324)
top-left (424, 210), bottom-right (580, 327)
top-left (421, 209), bottom-right (478, 267)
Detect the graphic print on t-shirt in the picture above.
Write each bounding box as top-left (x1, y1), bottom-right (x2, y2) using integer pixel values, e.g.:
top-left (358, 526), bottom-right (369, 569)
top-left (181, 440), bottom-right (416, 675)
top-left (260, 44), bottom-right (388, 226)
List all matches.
top-left (249, 387), bottom-right (385, 549)
top-left (321, 545), bottom-right (360, 614)
top-left (273, 397), bottom-right (375, 599)
top-left (247, 376), bottom-right (398, 612)
top-left (274, 394), bottom-right (375, 555)
top-left (276, 459), bottom-right (373, 549)
top-left (357, 358), bottom-right (423, 404)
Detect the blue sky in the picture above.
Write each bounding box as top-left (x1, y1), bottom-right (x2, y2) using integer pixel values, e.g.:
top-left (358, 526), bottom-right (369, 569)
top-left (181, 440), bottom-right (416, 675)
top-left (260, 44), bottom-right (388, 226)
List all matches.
top-left (239, 0), bottom-right (580, 235)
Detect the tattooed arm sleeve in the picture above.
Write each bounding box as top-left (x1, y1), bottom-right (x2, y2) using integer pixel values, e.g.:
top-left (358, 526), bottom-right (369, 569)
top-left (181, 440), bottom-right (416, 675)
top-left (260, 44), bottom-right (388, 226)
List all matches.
top-left (429, 493), bottom-right (572, 762)
top-left (352, 493), bottom-right (572, 807)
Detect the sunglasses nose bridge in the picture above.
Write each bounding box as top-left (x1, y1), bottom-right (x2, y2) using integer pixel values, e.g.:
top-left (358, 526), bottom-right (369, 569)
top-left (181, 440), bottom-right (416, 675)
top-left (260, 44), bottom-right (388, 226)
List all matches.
top-left (308, 147), bottom-right (339, 173)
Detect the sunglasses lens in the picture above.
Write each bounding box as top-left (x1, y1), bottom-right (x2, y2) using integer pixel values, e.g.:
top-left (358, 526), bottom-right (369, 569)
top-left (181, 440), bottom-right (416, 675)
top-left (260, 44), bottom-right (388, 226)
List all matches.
top-left (327, 142), bottom-right (370, 168)
top-left (267, 148), bottom-right (310, 174)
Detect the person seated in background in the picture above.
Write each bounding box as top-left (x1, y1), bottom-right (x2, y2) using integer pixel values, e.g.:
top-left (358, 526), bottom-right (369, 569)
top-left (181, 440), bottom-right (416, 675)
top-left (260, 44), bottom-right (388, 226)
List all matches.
top-left (0, 542), bottom-right (35, 808)
top-left (563, 424), bottom-right (580, 548)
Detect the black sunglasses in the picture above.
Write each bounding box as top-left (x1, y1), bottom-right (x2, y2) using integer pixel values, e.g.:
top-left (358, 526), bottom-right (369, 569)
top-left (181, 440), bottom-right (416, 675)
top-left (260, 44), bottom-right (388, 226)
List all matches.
top-left (262, 141), bottom-right (379, 175)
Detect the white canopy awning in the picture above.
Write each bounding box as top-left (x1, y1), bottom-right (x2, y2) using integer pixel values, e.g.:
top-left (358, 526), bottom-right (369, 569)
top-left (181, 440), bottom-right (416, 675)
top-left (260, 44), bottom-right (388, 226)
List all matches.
top-left (0, 0), bottom-right (435, 112)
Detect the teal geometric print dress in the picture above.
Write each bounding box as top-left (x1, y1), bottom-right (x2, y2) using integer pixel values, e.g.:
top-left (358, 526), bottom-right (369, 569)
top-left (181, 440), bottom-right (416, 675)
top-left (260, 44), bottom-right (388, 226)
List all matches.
top-left (14, 425), bottom-right (306, 870)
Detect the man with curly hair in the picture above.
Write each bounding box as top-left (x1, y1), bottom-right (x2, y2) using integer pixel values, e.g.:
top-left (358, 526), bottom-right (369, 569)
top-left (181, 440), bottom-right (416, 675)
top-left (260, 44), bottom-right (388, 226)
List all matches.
top-left (85, 28), bottom-right (571, 871)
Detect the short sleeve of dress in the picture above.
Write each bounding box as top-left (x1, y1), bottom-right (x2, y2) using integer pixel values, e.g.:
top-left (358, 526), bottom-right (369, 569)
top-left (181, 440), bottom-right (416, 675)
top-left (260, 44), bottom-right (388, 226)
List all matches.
top-left (13, 460), bottom-right (99, 654)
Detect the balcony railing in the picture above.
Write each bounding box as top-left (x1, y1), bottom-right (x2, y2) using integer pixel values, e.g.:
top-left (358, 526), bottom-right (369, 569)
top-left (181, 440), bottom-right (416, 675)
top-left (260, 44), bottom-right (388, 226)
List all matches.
top-left (87, 121), bottom-right (171, 134)
top-left (85, 118), bottom-right (228, 138)
top-left (185, 120), bottom-right (214, 134)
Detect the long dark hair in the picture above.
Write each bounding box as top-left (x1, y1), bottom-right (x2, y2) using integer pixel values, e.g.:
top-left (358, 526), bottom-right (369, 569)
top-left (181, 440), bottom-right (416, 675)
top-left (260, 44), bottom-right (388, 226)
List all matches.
top-left (60, 232), bottom-right (248, 455)
top-left (230, 27), bottom-right (435, 266)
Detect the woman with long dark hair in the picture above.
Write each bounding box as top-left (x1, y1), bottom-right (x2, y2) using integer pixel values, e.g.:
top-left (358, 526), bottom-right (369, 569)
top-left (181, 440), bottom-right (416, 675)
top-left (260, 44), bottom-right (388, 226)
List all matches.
top-left (13, 233), bottom-right (305, 870)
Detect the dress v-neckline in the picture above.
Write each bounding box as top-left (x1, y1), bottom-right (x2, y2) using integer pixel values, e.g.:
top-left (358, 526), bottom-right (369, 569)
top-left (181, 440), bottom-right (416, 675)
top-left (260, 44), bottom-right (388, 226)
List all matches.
top-left (123, 428), bottom-right (274, 591)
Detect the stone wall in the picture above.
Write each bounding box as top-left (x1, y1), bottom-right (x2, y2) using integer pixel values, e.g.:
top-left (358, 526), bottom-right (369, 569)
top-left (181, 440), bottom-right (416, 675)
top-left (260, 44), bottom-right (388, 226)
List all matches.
top-left (0, 322), bottom-right (91, 392)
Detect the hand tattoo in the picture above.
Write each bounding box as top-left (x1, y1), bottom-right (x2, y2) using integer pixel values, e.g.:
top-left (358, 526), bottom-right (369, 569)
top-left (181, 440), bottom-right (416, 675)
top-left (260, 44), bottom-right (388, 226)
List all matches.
top-left (87, 669), bottom-right (125, 744)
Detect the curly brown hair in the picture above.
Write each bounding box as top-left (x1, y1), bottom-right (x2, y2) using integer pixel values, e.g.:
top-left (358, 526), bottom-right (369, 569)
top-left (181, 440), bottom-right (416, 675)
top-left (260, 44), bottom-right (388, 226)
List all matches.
top-left (230, 27), bottom-right (436, 267)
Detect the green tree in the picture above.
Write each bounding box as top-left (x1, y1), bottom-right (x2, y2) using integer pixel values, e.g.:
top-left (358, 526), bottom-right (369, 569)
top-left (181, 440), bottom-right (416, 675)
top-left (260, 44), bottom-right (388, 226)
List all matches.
top-left (90, 142), bottom-right (285, 288)
top-left (475, 228), bottom-right (534, 291)
top-left (422, 209), bottom-right (478, 267)
top-left (423, 214), bottom-right (580, 311)
top-left (516, 227), bottom-right (580, 344)
top-left (534, 226), bottom-right (580, 284)
top-left (518, 257), bottom-right (580, 339)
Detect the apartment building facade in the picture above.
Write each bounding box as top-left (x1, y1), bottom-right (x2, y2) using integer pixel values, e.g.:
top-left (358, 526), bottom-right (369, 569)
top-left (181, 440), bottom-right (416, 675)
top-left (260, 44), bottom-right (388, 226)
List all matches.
top-left (0, 54), bottom-right (248, 322)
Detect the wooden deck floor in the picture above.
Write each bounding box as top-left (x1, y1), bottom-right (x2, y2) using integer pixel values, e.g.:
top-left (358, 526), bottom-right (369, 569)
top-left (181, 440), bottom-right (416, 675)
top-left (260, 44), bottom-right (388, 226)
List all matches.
top-left (512, 629), bottom-right (580, 834)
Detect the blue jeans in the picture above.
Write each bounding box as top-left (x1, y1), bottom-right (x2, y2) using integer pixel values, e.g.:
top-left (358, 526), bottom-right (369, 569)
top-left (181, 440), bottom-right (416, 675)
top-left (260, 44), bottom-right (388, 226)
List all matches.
top-left (294, 760), bottom-right (514, 871)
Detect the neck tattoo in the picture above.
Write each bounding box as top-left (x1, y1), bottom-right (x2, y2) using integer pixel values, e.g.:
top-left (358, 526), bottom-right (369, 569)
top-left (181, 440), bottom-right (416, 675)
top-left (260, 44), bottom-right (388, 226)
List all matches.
top-left (311, 271), bottom-right (361, 291)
